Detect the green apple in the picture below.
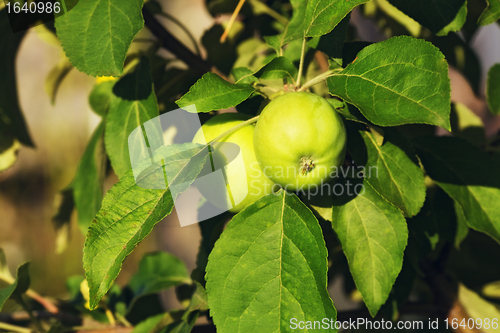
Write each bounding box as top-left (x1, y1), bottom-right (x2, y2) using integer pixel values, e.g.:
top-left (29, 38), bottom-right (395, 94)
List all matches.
top-left (253, 92), bottom-right (347, 191)
top-left (193, 113), bottom-right (275, 213)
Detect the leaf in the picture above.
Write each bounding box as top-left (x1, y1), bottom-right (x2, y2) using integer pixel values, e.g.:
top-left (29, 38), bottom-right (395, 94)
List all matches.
top-left (231, 67), bottom-right (258, 85)
top-left (89, 80), bottom-right (116, 116)
top-left (346, 125), bottom-right (426, 217)
top-left (45, 54), bottom-right (73, 105)
top-left (206, 191), bottom-right (336, 333)
top-left (291, 0), bottom-right (368, 43)
top-left (413, 136), bottom-right (500, 244)
top-left (487, 63), bottom-right (500, 115)
top-left (387, 0), bottom-right (467, 34)
top-left (307, 13), bottom-right (351, 60)
top-left (73, 121), bottom-right (107, 233)
top-left (176, 72), bottom-right (255, 113)
top-left (436, 1), bottom-right (468, 36)
top-left (128, 252), bottom-right (190, 301)
top-left (450, 102), bottom-right (485, 145)
top-left (0, 262), bottom-right (30, 311)
top-left (328, 36), bottom-right (451, 130)
top-left (0, 9), bottom-right (33, 147)
top-left (458, 284), bottom-right (500, 333)
top-left (331, 178), bottom-right (408, 316)
top-left (478, 0), bottom-right (500, 26)
top-left (55, 0), bottom-right (144, 76)
top-left (0, 133), bottom-right (21, 172)
top-left (105, 57), bottom-right (161, 178)
top-left (83, 143), bottom-right (209, 309)
top-left (255, 56), bottom-right (297, 83)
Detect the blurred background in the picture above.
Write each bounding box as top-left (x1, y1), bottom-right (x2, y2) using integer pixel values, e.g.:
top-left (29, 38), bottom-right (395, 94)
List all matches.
top-left (0, 0), bottom-right (499, 314)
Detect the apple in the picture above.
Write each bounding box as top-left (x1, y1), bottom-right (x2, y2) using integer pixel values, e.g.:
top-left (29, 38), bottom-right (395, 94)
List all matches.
top-left (192, 113), bottom-right (275, 213)
top-left (253, 92), bottom-right (347, 191)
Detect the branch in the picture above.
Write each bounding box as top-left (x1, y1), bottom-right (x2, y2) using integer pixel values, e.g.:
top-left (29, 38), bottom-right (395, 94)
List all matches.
top-left (142, 8), bottom-right (212, 75)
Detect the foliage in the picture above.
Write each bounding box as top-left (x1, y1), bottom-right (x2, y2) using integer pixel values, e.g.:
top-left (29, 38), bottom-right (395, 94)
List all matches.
top-left (1, 0), bottom-right (500, 332)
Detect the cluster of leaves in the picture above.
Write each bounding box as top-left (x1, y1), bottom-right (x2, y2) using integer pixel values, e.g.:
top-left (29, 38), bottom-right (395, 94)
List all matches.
top-left (1, 0), bottom-right (500, 332)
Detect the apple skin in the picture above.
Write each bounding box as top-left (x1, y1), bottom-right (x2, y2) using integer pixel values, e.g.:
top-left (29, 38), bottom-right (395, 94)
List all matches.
top-left (192, 113), bottom-right (275, 213)
top-left (253, 92), bottom-right (347, 191)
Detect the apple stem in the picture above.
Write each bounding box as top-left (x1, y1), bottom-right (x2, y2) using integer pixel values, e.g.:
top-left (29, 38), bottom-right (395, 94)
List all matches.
top-left (296, 38), bottom-right (307, 88)
top-left (209, 115), bottom-right (260, 145)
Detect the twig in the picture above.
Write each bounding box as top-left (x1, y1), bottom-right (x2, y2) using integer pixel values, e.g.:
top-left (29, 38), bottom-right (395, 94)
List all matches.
top-left (142, 8), bottom-right (212, 75)
top-left (298, 69), bottom-right (339, 92)
top-left (25, 290), bottom-right (58, 314)
top-left (220, 0), bottom-right (246, 43)
top-left (296, 38), bottom-right (307, 88)
top-left (0, 321), bottom-right (32, 333)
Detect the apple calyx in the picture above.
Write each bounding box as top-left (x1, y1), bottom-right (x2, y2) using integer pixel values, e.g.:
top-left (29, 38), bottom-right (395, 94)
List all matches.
top-left (300, 156), bottom-right (315, 175)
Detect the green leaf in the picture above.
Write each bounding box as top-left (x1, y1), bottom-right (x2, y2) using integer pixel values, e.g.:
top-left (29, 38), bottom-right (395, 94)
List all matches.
top-left (331, 178), bottom-right (408, 316)
top-left (328, 36), bottom-right (451, 130)
top-left (73, 121), bottom-right (107, 233)
top-left (436, 1), bottom-right (468, 36)
top-left (387, 0), bottom-right (467, 34)
top-left (105, 57), bottom-right (161, 178)
top-left (206, 191), bottom-right (337, 333)
top-left (458, 284), bottom-right (500, 333)
top-left (176, 72), bottom-right (255, 113)
top-left (347, 125), bottom-right (426, 217)
top-left (128, 252), bottom-right (190, 300)
top-left (266, 0), bottom-right (366, 52)
top-left (0, 133), bottom-right (21, 172)
top-left (45, 54), bottom-right (73, 105)
top-left (0, 9), bottom-right (33, 147)
top-left (231, 67), bottom-right (258, 85)
top-left (307, 14), bottom-right (350, 60)
top-left (55, 0), bottom-right (144, 76)
top-left (89, 80), bottom-right (116, 116)
top-left (450, 102), bottom-right (486, 145)
top-left (83, 143), bottom-right (209, 309)
top-left (478, 0), bottom-right (500, 26)
top-left (0, 262), bottom-right (30, 311)
top-left (413, 136), bottom-right (500, 244)
top-left (487, 63), bottom-right (500, 115)
top-left (255, 56), bottom-right (297, 83)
